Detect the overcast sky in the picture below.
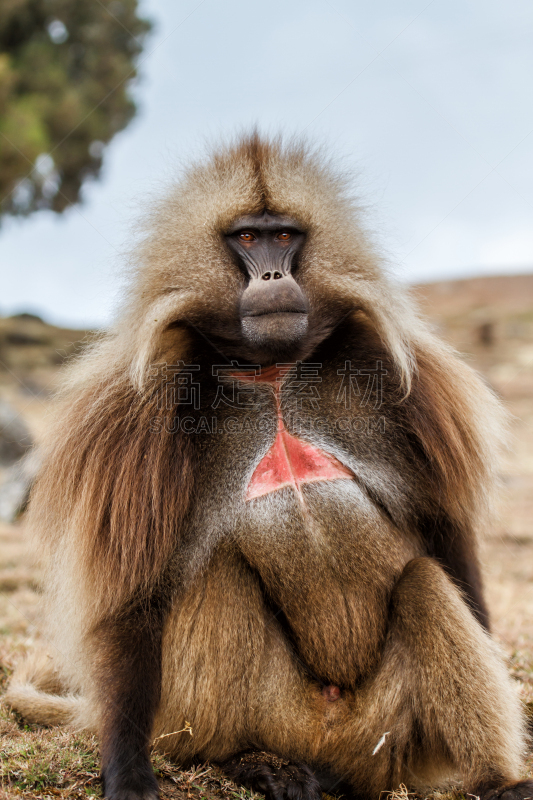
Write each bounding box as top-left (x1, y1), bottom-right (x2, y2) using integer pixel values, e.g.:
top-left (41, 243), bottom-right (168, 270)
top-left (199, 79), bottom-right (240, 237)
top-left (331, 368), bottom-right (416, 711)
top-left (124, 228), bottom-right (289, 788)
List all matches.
top-left (1, 0), bottom-right (532, 328)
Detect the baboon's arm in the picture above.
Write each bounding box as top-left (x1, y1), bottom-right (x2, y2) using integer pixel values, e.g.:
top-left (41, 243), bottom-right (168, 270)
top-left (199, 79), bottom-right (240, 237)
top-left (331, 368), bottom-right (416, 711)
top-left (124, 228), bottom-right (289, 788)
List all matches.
top-left (422, 515), bottom-right (490, 630)
top-left (95, 595), bottom-right (167, 800)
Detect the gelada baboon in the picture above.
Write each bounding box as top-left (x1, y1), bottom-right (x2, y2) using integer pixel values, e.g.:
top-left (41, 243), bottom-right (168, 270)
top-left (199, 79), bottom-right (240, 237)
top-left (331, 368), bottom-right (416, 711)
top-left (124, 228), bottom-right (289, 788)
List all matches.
top-left (5, 134), bottom-right (532, 800)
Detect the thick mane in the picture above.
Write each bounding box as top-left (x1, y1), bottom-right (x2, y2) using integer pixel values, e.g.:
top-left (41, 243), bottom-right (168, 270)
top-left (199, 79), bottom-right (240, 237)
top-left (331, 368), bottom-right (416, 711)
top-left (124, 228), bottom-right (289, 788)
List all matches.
top-left (29, 362), bottom-right (194, 616)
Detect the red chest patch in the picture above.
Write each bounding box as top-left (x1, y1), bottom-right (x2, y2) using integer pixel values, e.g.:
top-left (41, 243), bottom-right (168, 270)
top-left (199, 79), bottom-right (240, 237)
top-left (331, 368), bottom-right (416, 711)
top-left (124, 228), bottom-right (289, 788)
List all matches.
top-left (232, 365), bottom-right (353, 502)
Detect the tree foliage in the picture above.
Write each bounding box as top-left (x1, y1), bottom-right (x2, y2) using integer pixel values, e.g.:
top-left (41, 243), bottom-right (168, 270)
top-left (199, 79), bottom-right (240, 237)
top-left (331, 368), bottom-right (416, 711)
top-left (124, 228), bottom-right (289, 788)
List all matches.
top-left (0, 0), bottom-right (151, 217)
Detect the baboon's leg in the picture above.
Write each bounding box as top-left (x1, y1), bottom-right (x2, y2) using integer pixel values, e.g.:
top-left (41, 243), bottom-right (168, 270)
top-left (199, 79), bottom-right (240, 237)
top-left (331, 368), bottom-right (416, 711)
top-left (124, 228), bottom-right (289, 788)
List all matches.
top-left (92, 595), bottom-right (168, 800)
top-left (153, 551), bottom-right (269, 762)
top-left (154, 554), bottom-right (529, 800)
top-left (248, 558), bottom-right (530, 800)
top-left (154, 550), bottom-right (325, 800)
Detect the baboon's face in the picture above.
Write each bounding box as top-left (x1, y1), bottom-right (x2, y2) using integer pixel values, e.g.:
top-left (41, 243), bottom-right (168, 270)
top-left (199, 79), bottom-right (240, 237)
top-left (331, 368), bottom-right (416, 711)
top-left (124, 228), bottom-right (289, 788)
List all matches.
top-left (179, 211), bottom-right (345, 365)
top-left (224, 211), bottom-right (309, 364)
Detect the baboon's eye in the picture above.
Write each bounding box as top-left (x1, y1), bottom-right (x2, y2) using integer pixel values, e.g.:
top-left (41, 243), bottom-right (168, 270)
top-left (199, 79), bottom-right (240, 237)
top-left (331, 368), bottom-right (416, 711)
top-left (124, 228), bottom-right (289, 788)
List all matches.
top-left (277, 232), bottom-right (291, 241)
top-left (239, 232), bottom-right (256, 242)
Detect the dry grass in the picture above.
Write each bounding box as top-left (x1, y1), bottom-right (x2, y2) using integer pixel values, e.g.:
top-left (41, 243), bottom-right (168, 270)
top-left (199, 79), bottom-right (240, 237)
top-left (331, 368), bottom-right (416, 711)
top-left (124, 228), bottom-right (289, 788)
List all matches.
top-left (1, 275), bottom-right (533, 799)
top-left (0, 703), bottom-right (263, 800)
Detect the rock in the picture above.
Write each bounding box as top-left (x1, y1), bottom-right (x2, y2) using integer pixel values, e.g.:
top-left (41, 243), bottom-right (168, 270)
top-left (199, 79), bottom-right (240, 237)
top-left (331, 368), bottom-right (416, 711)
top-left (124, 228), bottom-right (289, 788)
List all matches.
top-left (0, 399), bottom-right (32, 465)
top-left (0, 399), bottom-right (36, 522)
top-left (0, 449), bottom-right (40, 523)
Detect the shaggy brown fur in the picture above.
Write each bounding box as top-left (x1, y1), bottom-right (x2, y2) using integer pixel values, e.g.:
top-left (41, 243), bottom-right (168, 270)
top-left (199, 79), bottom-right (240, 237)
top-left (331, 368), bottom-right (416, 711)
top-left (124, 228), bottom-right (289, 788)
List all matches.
top-left (4, 133), bottom-right (530, 800)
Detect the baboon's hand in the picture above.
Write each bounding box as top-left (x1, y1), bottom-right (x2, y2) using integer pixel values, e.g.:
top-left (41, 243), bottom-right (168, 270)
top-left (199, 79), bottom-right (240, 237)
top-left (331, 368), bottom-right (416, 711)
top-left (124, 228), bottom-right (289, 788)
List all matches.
top-left (101, 757), bottom-right (159, 800)
top-left (477, 779), bottom-right (533, 800)
top-left (222, 751), bottom-right (322, 800)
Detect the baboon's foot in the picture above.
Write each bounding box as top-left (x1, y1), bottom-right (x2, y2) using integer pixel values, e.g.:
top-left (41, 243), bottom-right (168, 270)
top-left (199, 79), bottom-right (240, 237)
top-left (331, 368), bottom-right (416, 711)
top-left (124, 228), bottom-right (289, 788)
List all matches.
top-left (101, 757), bottom-right (159, 800)
top-left (222, 750), bottom-right (322, 800)
top-left (475, 779), bottom-right (533, 800)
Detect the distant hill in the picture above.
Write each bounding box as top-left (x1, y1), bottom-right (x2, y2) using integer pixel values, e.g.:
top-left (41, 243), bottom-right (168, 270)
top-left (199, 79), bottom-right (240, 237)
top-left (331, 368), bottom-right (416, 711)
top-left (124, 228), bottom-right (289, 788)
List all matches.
top-left (411, 273), bottom-right (533, 407)
top-left (0, 313), bottom-right (91, 393)
top-left (412, 273), bottom-right (533, 319)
